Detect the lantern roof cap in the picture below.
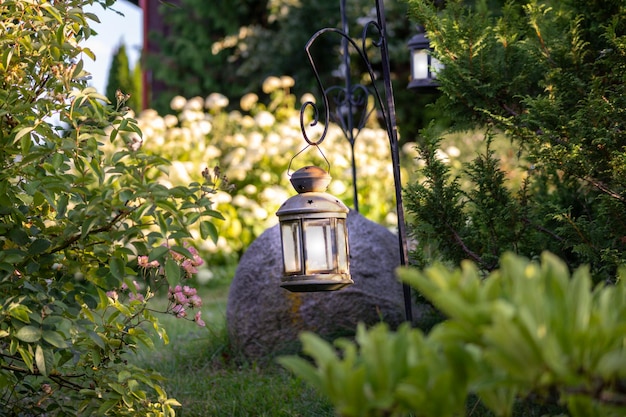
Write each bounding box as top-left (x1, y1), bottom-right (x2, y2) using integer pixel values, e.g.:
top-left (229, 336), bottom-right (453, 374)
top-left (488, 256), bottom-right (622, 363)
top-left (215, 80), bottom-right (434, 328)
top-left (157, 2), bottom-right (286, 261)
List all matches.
top-left (290, 166), bottom-right (331, 193)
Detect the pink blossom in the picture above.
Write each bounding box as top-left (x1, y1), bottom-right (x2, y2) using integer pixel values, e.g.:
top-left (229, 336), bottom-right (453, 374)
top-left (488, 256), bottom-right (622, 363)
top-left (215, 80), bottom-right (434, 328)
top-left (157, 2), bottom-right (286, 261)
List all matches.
top-left (129, 292), bottom-right (145, 302)
top-left (182, 286), bottom-right (197, 296)
top-left (181, 259), bottom-right (198, 275)
top-left (194, 311), bottom-right (206, 327)
top-left (174, 291), bottom-right (188, 305)
top-left (169, 247), bottom-right (184, 262)
top-left (106, 290), bottom-right (118, 301)
top-left (188, 294), bottom-right (202, 308)
top-left (172, 304), bottom-right (187, 318)
top-left (138, 256), bottom-right (160, 268)
top-left (187, 246), bottom-right (204, 267)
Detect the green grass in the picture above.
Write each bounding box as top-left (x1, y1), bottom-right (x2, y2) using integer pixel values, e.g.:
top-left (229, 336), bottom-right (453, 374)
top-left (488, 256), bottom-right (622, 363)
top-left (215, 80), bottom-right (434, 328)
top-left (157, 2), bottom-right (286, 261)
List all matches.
top-left (131, 278), bottom-right (334, 417)
top-left (129, 275), bottom-right (571, 417)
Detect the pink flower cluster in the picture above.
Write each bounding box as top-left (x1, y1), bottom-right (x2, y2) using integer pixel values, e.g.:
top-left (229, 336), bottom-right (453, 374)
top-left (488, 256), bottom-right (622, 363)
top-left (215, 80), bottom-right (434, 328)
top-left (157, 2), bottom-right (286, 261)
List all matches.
top-left (137, 256), bottom-right (160, 268)
top-left (170, 244), bottom-right (204, 276)
top-left (137, 243), bottom-right (204, 278)
top-left (106, 280), bottom-right (144, 302)
top-left (168, 285), bottom-right (205, 327)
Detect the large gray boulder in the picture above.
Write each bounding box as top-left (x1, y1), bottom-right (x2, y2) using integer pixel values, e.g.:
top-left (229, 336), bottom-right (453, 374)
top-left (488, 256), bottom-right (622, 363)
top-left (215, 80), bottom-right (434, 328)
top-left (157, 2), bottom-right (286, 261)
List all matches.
top-left (226, 210), bottom-right (418, 359)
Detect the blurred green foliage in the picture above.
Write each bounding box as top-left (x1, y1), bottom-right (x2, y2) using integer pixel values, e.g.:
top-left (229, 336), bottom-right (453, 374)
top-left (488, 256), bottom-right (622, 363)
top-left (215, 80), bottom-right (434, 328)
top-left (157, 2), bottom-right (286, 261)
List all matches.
top-left (141, 0), bottom-right (437, 143)
top-left (106, 42), bottom-right (141, 111)
top-left (280, 252), bottom-right (626, 417)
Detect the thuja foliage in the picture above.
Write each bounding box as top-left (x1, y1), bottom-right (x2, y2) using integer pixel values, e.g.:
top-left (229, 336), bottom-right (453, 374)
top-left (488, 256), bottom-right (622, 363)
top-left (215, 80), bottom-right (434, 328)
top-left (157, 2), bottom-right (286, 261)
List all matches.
top-left (0, 1), bottom-right (222, 415)
top-left (280, 252), bottom-right (626, 417)
top-left (404, 0), bottom-right (626, 282)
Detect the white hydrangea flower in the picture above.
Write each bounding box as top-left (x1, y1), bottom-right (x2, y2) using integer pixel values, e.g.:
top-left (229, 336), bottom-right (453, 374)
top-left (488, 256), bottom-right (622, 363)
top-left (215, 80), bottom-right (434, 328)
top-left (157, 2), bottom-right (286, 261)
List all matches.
top-left (170, 95), bottom-right (187, 111)
top-left (435, 149), bottom-right (450, 163)
top-left (160, 114), bottom-right (177, 128)
top-left (329, 180), bottom-right (347, 195)
top-left (240, 93), bottom-right (259, 111)
top-left (243, 184), bottom-right (257, 194)
top-left (205, 93), bottom-right (229, 111)
top-left (300, 93), bottom-right (317, 105)
top-left (203, 145), bottom-right (222, 160)
top-left (446, 145), bottom-right (461, 158)
top-left (186, 96), bottom-right (204, 111)
top-left (254, 111), bottom-right (275, 128)
top-left (262, 76), bottom-right (282, 94)
top-left (280, 75), bottom-right (295, 88)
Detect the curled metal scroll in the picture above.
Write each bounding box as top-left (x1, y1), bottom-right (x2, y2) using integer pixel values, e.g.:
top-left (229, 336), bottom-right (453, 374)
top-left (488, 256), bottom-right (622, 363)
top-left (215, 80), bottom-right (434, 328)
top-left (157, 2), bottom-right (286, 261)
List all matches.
top-left (299, 25), bottom-right (391, 151)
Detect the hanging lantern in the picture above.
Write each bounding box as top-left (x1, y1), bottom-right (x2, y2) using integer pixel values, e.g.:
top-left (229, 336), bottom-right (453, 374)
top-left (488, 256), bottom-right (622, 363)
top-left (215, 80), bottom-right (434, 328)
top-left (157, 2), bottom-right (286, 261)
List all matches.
top-left (276, 166), bottom-right (352, 292)
top-left (407, 25), bottom-right (442, 91)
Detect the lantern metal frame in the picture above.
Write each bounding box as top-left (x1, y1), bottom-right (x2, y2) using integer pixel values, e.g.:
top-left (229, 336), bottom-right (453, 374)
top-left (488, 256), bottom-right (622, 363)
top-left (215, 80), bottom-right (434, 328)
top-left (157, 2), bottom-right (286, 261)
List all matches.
top-left (291, 0), bottom-right (415, 321)
top-left (277, 166), bottom-right (353, 292)
top-left (407, 25), bottom-right (442, 91)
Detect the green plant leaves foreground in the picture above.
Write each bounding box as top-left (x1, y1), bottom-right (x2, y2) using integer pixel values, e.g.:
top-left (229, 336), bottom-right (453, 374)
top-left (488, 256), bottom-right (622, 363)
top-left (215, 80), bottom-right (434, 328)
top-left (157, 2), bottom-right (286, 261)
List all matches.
top-left (0, 1), bottom-right (221, 415)
top-left (280, 252), bottom-right (626, 417)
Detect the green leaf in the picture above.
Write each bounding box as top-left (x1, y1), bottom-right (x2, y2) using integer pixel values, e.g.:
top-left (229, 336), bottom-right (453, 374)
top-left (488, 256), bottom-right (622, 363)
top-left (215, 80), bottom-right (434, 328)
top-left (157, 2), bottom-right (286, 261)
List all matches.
top-left (9, 304), bottom-right (31, 323)
top-left (81, 216), bottom-right (98, 240)
top-left (35, 344), bottom-right (48, 376)
top-left (8, 227), bottom-right (29, 245)
top-left (200, 220), bottom-right (219, 243)
top-left (16, 325), bottom-right (42, 343)
top-left (164, 259), bottom-right (180, 287)
top-left (42, 330), bottom-right (67, 348)
top-left (15, 126), bottom-right (34, 143)
top-left (109, 257), bottom-right (126, 280)
top-left (277, 355), bottom-right (322, 390)
top-left (18, 345), bottom-right (34, 373)
top-left (148, 245), bottom-right (170, 263)
top-left (203, 209), bottom-right (225, 220)
top-left (169, 245), bottom-right (192, 259)
top-left (28, 238), bottom-right (51, 255)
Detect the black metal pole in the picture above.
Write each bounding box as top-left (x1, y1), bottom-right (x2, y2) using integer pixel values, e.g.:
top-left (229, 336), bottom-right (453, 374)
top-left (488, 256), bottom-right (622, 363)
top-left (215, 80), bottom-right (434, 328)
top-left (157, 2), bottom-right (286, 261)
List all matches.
top-left (373, 0), bottom-right (413, 323)
top-left (300, 0), bottom-right (413, 322)
top-left (339, 0), bottom-right (360, 213)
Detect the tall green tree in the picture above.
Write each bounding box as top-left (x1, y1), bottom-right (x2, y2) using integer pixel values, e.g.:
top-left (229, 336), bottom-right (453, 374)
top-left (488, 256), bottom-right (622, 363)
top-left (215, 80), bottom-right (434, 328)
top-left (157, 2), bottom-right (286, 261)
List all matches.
top-left (106, 42), bottom-right (140, 110)
top-left (403, 0), bottom-right (626, 282)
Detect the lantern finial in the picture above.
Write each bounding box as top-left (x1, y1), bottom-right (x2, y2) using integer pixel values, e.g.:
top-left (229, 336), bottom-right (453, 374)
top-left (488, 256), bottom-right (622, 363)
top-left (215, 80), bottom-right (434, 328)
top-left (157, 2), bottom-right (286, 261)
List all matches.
top-left (290, 166), bottom-right (331, 193)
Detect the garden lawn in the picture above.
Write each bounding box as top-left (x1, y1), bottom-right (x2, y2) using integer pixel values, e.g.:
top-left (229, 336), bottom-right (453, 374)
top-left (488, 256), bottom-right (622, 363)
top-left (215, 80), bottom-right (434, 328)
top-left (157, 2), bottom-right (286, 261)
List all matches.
top-left (130, 280), bottom-right (334, 417)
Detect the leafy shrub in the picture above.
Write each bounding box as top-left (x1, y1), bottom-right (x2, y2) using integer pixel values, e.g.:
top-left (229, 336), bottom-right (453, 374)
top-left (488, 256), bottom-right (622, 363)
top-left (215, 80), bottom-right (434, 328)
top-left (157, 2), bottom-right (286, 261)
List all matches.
top-left (0, 1), bottom-right (222, 415)
top-left (280, 252), bottom-right (626, 417)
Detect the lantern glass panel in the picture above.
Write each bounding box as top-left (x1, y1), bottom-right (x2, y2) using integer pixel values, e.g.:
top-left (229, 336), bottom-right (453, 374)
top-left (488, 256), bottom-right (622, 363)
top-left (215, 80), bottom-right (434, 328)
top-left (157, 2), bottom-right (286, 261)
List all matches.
top-left (336, 219), bottom-right (348, 272)
top-left (281, 221), bottom-right (302, 274)
top-left (411, 49), bottom-right (429, 80)
top-left (303, 219), bottom-right (334, 273)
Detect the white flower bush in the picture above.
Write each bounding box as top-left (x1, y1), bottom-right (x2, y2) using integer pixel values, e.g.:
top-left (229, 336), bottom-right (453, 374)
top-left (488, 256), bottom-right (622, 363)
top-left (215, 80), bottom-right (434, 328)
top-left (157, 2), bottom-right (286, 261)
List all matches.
top-left (135, 78), bottom-right (421, 265)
